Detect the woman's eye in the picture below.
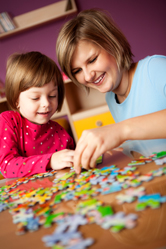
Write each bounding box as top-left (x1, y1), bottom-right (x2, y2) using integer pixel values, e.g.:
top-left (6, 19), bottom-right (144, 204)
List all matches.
top-left (31, 98), bottom-right (39, 100)
top-left (72, 68), bottom-right (82, 75)
top-left (90, 56), bottom-right (97, 63)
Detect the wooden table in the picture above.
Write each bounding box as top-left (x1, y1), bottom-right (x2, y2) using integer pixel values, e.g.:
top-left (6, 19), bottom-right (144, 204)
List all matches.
top-left (0, 147), bottom-right (166, 249)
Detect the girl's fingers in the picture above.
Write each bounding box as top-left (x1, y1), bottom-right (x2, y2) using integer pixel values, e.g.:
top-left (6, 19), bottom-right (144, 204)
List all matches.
top-left (63, 149), bottom-right (75, 155)
top-left (62, 156), bottom-right (74, 162)
top-left (64, 162), bottom-right (73, 167)
top-left (55, 161), bottom-right (73, 170)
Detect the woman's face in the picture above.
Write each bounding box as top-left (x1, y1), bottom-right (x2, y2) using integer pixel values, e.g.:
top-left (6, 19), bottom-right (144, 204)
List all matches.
top-left (71, 40), bottom-right (122, 93)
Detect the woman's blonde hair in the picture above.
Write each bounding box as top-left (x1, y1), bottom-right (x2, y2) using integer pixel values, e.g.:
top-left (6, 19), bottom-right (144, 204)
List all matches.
top-left (56, 8), bottom-right (133, 90)
top-left (5, 51), bottom-right (65, 111)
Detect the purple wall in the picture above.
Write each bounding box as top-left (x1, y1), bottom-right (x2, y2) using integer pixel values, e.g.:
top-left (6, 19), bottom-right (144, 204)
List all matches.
top-left (0, 0), bottom-right (166, 84)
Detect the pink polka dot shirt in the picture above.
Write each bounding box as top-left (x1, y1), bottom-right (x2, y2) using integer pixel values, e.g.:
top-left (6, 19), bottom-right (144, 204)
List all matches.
top-left (0, 111), bottom-right (74, 178)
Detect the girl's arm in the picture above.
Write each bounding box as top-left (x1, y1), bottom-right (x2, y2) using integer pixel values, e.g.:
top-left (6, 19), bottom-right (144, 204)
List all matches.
top-left (0, 113), bottom-right (75, 178)
top-left (73, 109), bottom-right (166, 173)
top-left (0, 114), bottom-right (51, 178)
top-left (0, 149), bottom-right (53, 179)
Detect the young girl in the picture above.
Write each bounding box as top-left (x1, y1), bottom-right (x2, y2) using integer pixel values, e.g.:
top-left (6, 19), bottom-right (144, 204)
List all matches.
top-left (0, 51), bottom-right (75, 178)
top-left (56, 8), bottom-right (166, 174)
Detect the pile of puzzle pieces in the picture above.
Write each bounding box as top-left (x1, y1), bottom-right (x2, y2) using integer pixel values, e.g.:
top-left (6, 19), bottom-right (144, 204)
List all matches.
top-left (0, 151), bottom-right (166, 249)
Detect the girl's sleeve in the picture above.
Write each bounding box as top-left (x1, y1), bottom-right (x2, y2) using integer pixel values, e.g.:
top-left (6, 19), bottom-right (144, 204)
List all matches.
top-left (55, 122), bottom-right (75, 150)
top-left (0, 114), bottom-right (52, 178)
top-left (67, 135), bottom-right (75, 150)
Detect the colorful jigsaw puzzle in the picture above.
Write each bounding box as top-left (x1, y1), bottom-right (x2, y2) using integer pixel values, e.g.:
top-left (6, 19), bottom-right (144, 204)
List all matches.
top-left (0, 151), bottom-right (166, 248)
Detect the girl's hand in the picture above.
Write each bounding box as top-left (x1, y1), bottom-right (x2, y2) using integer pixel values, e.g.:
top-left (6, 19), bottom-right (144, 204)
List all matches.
top-left (74, 123), bottom-right (126, 174)
top-left (49, 149), bottom-right (74, 170)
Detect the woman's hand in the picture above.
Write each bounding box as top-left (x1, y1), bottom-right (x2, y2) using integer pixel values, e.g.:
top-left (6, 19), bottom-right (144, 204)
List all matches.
top-left (49, 149), bottom-right (74, 170)
top-left (73, 109), bottom-right (166, 174)
top-left (74, 122), bottom-right (126, 173)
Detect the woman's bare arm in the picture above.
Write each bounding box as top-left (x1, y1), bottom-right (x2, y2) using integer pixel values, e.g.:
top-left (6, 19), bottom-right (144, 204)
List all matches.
top-left (74, 109), bottom-right (166, 173)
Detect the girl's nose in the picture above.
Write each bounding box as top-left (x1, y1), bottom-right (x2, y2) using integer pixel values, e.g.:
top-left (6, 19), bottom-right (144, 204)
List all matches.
top-left (42, 97), bottom-right (50, 108)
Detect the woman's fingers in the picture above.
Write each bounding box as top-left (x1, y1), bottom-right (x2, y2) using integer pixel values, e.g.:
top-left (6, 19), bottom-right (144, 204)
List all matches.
top-left (73, 123), bottom-right (125, 173)
top-left (74, 131), bottom-right (91, 173)
top-left (73, 129), bottom-right (104, 173)
top-left (79, 144), bottom-right (96, 170)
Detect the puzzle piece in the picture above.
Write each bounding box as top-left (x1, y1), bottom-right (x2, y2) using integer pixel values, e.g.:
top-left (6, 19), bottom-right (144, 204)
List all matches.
top-left (42, 231), bottom-right (82, 247)
top-left (138, 174), bottom-right (153, 182)
top-left (44, 213), bottom-right (65, 228)
top-left (16, 222), bottom-right (27, 235)
top-left (116, 175), bottom-right (131, 183)
top-left (136, 200), bottom-right (160, 211)
top-left (52, 245), bottom-right (65, 249)
top-left (67, 238), bottom-right (94, 249)
top-left (152, 151), bottom-right (166, 160)
top-left (100, 212), bottom-right (138, 232)
top-left (136, 193), bottom-right (166, 211)
top-left (12, 208), bottom-right (34, 224)
top-left (154, 157), bottom-right (166, 165)
top-left (150, 168), bottom-right (164, 177)
top-left (58, 172), bottom-right (76, 181)
top-left (138, 193), bottom-right (162, 202)
top-left (76, 199), bottom-right (102, 215)
top-left (0, 202), bottom-right (8, 212)
top-left (26, 216), bottom-right (40, 231)
top-left (34, 206), bottom-right (51, 217)
top-left (54, 193), bottom-right (64, 204)
top-left (128, 160), bottom-right (145, 166)
top-left (125, 186), bottom-right (146, 197)
top-left (56, 214), bottom-right (88, 233)
top-left (90, 175), bottom-right (105, 185)
top-left (126, 178), bottom-right (141, 187)
top-left (96, 155), bottom-right (103, 165)
top-left (98, 182), bottom-right (122, 195)
top-left (116, 194), bottom-right (135, 204)
top-left (97, 205), bottom-right (114, 217)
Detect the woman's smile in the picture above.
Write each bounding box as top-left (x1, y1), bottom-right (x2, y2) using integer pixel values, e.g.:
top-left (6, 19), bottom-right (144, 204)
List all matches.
top-left (93, 73), bottom-right (106, 85)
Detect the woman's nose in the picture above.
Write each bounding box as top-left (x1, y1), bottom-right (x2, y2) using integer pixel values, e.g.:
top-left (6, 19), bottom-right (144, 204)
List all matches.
top-left (84, 68), bottom-right (95, 82)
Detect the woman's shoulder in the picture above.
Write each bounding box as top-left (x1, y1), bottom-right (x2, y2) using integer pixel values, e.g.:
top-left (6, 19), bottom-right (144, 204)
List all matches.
top-left (135, 55), bottom-right (166, 77)
top-left (141, 55), bottom-right (166, 72)
top-left (138, 55), bottom-right (166, 67)
top-left (136, 55), bottom-right (166, 88)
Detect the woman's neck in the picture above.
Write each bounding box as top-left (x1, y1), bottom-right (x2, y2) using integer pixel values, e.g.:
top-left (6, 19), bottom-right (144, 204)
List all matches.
top-left (116, 62), bottom-right (138, 104)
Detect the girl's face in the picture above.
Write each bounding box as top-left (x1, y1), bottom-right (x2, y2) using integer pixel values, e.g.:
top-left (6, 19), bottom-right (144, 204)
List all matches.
top-left (17, 80), bottom-right (58, 125)
top-left (71, 40), bottom-right (122, 93)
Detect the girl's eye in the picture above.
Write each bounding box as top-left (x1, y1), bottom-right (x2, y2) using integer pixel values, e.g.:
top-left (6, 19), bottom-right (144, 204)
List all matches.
top-left (31, 98), bottom-right (39, 100)
top-left (49, 95), bottom-right (56, 98)
top-left (90, 56), bottom-right (97, 63)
